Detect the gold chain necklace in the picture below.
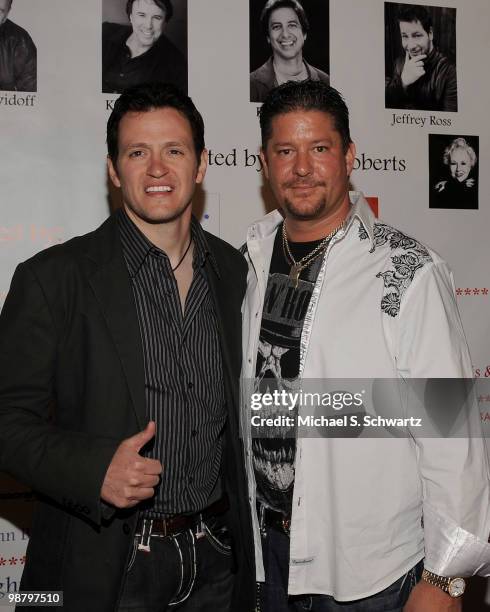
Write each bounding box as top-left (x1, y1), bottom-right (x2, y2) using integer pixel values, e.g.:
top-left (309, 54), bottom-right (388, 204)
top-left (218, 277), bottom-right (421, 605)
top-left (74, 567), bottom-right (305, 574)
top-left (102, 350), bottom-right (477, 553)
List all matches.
top-left (282, 220), bottom-right (345, 288)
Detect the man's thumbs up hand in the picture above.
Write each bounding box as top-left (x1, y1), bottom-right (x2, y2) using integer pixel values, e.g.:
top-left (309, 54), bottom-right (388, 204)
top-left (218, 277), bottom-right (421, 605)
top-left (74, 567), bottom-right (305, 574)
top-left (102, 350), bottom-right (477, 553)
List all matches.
top-left (101, 421), bottom-right (163, 508)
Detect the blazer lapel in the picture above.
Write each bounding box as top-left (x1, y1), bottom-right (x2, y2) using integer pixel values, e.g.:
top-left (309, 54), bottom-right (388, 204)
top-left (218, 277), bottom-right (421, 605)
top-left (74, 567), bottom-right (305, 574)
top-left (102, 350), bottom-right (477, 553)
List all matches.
top-left (84, 216), bottom-right (146, 430)
top-left (205, 261), bottom-right (240, 427)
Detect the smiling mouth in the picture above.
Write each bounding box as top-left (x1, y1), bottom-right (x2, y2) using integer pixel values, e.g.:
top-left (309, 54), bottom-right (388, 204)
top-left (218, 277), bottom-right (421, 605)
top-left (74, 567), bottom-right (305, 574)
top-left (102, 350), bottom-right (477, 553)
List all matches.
top-left (145, 185), bottom-right (173, 193)
top-left (288, 186), bottom-right (320, 200)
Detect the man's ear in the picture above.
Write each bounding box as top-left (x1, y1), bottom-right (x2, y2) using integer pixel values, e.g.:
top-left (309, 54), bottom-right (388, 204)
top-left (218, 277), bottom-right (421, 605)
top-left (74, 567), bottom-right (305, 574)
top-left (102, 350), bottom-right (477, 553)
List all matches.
top-left (345, 142), bottom-right (356, 177)
top-left (259, 148), bottom-right (269, 179)
top-left (107, 156), bottom-right (121, 188)
top-left (195, 149), bottom-right (208, 184)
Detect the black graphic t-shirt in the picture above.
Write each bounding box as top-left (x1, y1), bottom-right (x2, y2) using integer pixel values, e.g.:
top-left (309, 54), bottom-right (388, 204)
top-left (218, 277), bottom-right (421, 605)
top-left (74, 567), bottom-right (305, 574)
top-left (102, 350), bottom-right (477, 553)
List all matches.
top-left (253, 225), bottom-right (326, 516)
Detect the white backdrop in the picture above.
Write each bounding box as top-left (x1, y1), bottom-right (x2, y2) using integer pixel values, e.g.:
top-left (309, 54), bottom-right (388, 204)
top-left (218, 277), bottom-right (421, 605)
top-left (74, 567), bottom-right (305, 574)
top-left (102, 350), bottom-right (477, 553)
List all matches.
top-left (1, 0), bottom-right (489, 608)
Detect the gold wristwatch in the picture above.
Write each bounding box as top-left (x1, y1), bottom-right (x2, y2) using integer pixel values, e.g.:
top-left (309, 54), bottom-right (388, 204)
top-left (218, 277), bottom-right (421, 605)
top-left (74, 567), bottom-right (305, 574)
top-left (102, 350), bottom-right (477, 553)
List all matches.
top-left (422, 569), bottom-right (466, 598)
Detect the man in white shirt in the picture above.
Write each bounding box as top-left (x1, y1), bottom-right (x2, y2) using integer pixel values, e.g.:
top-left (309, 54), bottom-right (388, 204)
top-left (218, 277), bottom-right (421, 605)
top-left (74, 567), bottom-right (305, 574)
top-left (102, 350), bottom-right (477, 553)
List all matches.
top-left (241, 80), bottom-right (490, 611)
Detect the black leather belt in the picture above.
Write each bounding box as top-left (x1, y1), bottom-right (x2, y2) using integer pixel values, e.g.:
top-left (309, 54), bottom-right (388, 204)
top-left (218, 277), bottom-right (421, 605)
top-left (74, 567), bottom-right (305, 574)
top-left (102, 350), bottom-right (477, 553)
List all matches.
top-left (258, 504), bottom-right (291, 536)
top-left (137, 496), bottom-right (228, 538)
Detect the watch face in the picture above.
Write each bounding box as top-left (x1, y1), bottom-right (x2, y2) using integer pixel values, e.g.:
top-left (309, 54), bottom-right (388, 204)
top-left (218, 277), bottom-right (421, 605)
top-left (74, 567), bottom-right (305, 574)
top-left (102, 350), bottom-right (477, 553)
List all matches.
top-left (448, 577), bottom-right (466, 597)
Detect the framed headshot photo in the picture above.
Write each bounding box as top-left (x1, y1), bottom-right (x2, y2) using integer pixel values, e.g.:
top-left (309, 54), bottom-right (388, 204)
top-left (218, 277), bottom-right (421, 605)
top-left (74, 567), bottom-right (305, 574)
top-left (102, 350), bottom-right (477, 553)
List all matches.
top-left (385, 3), bottom-right (457, 112)
top-left (249, 0), bottom-right (330, 103)
top-left (0, 0), bottom-right (37, 92)
top-left (429, 134), bottom-right (479, 210)
top-left (102, 0), bottom-right (188, 94)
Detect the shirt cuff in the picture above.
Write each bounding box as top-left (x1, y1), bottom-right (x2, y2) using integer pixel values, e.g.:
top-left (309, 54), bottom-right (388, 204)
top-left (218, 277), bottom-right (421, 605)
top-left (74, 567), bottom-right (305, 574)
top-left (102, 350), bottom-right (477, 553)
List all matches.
top-left (423, 501), bottom-right (490, 577)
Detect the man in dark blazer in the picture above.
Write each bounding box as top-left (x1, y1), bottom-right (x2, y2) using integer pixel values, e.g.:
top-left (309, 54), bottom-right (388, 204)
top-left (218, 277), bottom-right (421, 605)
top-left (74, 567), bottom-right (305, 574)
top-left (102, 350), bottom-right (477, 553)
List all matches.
top-left (0, 83), bottom-right (255, 611)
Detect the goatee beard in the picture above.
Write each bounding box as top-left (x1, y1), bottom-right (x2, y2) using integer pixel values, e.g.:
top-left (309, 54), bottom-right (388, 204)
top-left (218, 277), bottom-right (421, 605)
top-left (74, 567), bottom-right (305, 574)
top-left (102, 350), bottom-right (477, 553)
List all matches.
top-left (283, 197), bottom-right (327, 220)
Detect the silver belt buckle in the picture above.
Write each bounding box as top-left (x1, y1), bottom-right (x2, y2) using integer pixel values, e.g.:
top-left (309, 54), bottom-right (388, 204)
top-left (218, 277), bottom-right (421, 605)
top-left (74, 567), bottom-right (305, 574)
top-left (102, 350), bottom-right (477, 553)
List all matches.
top-left (281, 516), bottom-right (291, 536)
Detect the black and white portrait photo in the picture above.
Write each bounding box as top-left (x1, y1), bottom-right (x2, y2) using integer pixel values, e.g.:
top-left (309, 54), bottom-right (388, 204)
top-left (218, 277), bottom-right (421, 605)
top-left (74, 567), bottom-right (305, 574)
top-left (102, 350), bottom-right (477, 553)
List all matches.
top-left (429, 134), bottom-right (479, 210)
top-left (250, 0), bottom-right (330, 103)
top-left (0, 0), bottom-right (37, 92)
top-left (102, 0), bottom-right (187, 94)
top-left (385, 3), bottom-right (457, 112)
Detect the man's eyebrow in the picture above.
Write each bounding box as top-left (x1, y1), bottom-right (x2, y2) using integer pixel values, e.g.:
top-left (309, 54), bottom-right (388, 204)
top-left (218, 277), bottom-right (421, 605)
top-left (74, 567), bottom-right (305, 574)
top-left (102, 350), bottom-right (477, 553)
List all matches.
top-left (124, 142), bottom-right (150, 149)
top-left (123, 140), bottom-right (190, 149)
top-left (271, 138), bottom-right (334, 147)
top-left (164, 141), bottom-right (189, 148)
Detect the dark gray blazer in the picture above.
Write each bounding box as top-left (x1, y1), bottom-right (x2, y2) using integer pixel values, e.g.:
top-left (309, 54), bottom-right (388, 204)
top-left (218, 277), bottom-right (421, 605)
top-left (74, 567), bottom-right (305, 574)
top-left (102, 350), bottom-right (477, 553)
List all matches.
top-left (0, 213), bottom-right (255, 611)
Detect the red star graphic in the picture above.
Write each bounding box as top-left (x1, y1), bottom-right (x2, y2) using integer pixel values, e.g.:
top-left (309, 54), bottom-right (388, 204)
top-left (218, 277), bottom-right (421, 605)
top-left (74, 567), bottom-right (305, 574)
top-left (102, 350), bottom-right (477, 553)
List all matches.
top-left (0, 558), bottom-right (6, 565)
top-left (8, 557), bottom-right (17, 565)
top-left (19, 555), bottom-right (26, 565)
top-left (456, 288), bottom-right (463, 296)
top-left (464, 288), bottom-right (472, 296)
top-left (483, 288), bottom-right (489, 296)
top-left (473, 288), bottom-right (480, 295)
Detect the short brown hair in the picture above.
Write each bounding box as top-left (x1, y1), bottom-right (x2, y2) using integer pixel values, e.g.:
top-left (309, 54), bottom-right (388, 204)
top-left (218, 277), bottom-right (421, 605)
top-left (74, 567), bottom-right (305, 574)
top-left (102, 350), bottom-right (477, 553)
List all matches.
top-left (126, 0), bottom-right (173, 23)
top-left (260, 0), bottom-right (309, 37)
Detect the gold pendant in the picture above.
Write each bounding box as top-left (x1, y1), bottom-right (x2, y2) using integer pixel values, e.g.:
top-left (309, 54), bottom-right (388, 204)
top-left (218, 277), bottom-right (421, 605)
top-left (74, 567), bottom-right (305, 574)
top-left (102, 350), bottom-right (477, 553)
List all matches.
top-left (289, 263), bottom-right (301, 288)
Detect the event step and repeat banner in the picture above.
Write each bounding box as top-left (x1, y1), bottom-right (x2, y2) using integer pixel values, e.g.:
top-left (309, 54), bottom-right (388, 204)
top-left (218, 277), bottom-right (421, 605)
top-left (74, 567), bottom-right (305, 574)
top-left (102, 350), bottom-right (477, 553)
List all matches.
top-left (0, 0), bottom-right (489, 608)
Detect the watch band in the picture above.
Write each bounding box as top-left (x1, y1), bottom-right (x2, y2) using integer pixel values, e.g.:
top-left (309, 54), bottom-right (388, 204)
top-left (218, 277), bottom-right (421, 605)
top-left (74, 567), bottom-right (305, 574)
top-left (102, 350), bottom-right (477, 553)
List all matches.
top-left (422, 569), bottom-right (466, 598)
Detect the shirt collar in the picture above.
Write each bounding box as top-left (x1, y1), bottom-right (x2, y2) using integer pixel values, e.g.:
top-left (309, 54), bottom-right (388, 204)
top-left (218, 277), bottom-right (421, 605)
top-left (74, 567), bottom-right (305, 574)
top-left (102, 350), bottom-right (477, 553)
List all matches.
top-left (117, 208), bottom-right (152, 278)
top-left (343, 191), bottom-right (375, 247)
top-left (117, 208), bottom-right (219, 278)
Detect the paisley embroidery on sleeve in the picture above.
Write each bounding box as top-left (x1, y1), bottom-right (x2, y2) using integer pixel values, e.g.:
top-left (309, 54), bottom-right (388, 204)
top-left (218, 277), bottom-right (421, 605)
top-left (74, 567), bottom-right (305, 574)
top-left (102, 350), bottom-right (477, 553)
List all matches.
top-left (359, 223), bottom-right (432, 317)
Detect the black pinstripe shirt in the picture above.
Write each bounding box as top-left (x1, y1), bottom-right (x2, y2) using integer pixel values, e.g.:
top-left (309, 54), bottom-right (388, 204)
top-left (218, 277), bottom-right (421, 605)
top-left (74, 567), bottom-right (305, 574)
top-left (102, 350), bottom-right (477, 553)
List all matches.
top-left (117, 210), bottom-right (225, 516)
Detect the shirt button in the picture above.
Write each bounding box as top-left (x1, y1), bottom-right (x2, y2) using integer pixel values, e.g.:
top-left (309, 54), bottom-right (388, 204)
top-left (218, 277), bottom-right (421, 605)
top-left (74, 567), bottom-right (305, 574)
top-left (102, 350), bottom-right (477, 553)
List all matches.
top-left (191, 429), bottom-right (198, 437)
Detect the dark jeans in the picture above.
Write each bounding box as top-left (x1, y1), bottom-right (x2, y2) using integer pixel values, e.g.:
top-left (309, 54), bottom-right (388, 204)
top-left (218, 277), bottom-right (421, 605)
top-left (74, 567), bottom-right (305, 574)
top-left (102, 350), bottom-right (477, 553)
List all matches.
top-left (259, 527), bottom-right (423, 612)
top-left (118, 519), bottom-right (234, 612)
